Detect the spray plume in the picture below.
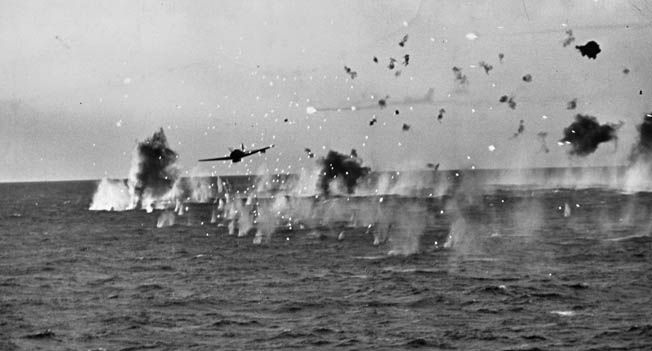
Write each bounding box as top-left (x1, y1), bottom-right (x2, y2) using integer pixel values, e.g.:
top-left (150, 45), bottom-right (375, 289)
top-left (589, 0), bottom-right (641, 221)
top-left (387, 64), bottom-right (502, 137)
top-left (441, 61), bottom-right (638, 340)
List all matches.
top-left (624, 113), bottom-right (652, 191)
top-left (89, 179), bottom-right (130, 211)
top-left (630, 113), bottom-right (652, 162)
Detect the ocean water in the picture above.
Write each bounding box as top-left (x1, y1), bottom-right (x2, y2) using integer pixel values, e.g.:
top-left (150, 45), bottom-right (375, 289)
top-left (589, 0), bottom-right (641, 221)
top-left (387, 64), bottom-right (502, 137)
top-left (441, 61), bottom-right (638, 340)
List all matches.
top-left (1, 177), bottom-right (652, 350)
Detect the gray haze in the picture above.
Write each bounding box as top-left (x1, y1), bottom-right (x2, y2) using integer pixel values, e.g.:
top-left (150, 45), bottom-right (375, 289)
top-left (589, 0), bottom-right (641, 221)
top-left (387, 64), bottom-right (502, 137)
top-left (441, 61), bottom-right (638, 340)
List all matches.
top-left (1, 0), bottom-right (651, 181)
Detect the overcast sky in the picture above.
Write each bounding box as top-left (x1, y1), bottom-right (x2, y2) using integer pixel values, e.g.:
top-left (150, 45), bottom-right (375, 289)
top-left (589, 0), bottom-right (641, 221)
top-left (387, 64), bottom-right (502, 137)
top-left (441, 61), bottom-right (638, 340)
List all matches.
top-left (1, 0), bottom-right (651, 182)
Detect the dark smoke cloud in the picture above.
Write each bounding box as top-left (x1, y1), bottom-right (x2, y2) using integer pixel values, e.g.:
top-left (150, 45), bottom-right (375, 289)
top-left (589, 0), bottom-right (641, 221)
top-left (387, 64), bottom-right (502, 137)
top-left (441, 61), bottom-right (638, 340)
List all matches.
top-left (575, 41), bottom-right (601, 59)
top-left (350, 149), bottom-right (358, 158)
top-left (344, 66), bottom-right (357, 79)
top-left (629, 113), bottom-right (652, 162)
top-left (318, 149), bottom-right (370, 196)
top-left (399, 34), bottom-right (408, 47)
top-left (479, 61), bottom-right (493, 74)
top-left (403, 54), bottom-right (410, 66)
top-left (452, 66), bottom-right (468, 85)
top-left (562, 29), bottom-right (575, 47)
top-left (567, 98), bottom-right (577, 110)
top-left (388, 58), bottom-right (397, 70)
top-left (378, 96), bottom-right (389, 109)
top-left (511, 120), bottom-right (525, 139)
top-left (437, 108), bottom-right (445, 122)
top-left (133, 128), bottom-right (180, 201)
top-left (560, 114), bottom-right (622, 156)
top-left (499, 95), bottom-right (517, 109)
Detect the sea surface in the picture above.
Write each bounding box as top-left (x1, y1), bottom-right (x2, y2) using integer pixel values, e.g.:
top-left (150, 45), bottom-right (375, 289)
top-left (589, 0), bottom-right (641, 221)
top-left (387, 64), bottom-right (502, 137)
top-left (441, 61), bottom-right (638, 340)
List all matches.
top-left (1, 178), bottom-right (652, 350)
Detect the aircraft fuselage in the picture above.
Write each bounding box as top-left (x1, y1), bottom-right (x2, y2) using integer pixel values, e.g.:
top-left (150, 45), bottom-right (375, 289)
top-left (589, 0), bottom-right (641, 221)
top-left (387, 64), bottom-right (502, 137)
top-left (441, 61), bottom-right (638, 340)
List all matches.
top-left (230, 149), bottom-right (245, 163)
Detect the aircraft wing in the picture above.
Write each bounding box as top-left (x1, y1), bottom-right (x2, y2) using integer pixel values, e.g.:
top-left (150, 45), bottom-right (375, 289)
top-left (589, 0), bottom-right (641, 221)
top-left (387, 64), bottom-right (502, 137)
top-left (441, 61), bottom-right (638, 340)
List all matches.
top-left (198, 156), bottom-right (232, 162)
top-left (244, 144), bottom-right (274, 156)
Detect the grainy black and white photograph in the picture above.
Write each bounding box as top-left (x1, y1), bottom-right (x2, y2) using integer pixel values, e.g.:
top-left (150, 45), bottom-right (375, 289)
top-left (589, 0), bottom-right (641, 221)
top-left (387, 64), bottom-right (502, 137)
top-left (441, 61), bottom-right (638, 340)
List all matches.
top-left (2, 0), bottom-right (652, 350)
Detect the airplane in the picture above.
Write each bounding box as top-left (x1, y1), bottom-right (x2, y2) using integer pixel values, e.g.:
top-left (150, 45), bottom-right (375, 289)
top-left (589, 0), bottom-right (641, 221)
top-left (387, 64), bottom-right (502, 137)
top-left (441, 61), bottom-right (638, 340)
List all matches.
top-left (198, 144), bottom-right (274, 163)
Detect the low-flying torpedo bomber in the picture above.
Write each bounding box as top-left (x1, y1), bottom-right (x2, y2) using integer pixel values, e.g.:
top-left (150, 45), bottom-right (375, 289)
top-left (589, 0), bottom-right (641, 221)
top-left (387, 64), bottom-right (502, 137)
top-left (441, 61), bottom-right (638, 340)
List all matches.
top-left (198, 144), bottom-right (275, 163)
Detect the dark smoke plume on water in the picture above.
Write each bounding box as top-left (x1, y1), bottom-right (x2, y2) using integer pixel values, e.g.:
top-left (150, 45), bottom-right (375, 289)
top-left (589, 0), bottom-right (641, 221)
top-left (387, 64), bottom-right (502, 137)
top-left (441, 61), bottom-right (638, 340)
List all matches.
top-left (131, 128), bottom-right (180, 203)
top-left (559, 114), bottom-right (622, 156)
top-left (90, 128), bottom-right (182, 211)
top-left (318, 149), bottom-right (370, 196)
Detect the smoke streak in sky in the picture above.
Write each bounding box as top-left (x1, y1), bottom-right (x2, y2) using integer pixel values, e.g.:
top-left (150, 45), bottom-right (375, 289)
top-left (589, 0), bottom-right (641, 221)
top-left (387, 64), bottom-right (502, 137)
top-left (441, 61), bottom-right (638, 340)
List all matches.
top-left (308, 88), bottom-right (436, 113)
